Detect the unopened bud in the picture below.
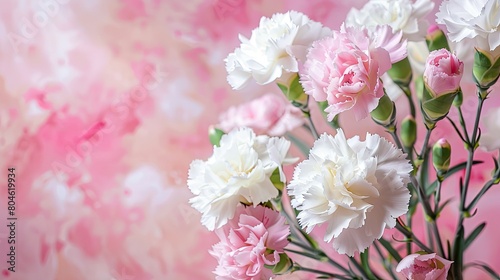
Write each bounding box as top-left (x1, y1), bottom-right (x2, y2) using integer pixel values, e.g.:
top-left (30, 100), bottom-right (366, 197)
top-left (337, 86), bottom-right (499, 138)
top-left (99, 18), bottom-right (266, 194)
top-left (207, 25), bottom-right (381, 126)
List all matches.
top-left (388, 57), bottom-right (413, 89)
top-left (270, 253), bottom-right (293, 275)
top-left (421, 49), bottom-right (463, 126)
top-left (426, 25), bottom-right (450, 52)
top-left (401, 116), bottom-right (417, 149)
top-left (270, 168), bottom-right (284, 191)
top-left (453, 90), bottom-right (463, 107)
top-left (371, 93), bottom-right (396, 128)
top-left (277, 73), bottom-right (308, 107)
top-left (209, 126), bottom-right (225, 147)
top-left (433, 139), bottom-right (451, 174)
top-left (473, 48), bottom-right (500, 93)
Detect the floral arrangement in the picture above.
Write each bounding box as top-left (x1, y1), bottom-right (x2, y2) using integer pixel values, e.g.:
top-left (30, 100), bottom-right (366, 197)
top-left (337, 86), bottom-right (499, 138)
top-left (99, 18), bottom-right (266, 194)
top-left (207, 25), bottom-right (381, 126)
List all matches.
top-left (187, 0), bottom-right (500, 279)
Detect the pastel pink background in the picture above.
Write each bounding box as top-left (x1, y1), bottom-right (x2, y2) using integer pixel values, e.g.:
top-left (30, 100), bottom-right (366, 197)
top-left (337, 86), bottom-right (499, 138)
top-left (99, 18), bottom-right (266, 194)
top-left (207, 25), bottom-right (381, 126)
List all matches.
top-left (1, 0), bottom-right (499, 279)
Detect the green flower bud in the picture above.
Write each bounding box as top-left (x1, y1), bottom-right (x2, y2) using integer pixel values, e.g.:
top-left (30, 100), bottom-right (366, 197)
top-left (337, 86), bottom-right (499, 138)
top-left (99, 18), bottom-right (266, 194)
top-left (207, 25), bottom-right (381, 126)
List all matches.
top-left (208, 126), bottom-right (225, 147)
top-left (425, 25), bottom-right (450, 52)
top-left (473, 48), bottom-right (500, 93)
top-left (277, 73), bottom-right (308, 107)
top-left (318, 101), bottom-right (340, 129)
top-left (387, 57), bottom-right (413, 89)
top-left (370, 93), bottom-right (396, 128)
top-left (420, 49), bottom-right (463, 127)
top-left (420, 85), bottom-right (457, 127)
top-left (270, 253), bottom-right (293, 275)
top-left (432, 138), bottom-right (451, 175)
top-left (270, 168), bottom-right (284, 191)
top-left (453, 90), bottom-right (463, 107)
top-left (401, 115), bottom-right (417, 149)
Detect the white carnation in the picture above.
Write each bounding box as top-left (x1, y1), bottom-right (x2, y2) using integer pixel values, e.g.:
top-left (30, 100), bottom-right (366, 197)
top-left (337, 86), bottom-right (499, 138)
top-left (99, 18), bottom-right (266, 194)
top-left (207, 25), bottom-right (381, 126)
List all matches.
top-left (225, 11), bottom-right (331, 90)
top-left (288, 129), bottom-right (412, 256)
top-left (188, 127), bottom-right (296, 231)
top-left (480, 107), bottom-right (500, 151)
top-left (345, 0), bottom-right (434, 41)
top-left (437, 0), bottom-right (500, 56)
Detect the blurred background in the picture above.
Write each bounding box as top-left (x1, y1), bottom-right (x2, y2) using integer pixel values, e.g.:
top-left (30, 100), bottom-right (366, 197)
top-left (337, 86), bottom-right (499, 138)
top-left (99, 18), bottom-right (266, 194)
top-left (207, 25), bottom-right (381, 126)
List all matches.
top-left (1, 0), bottom-right (500, 279)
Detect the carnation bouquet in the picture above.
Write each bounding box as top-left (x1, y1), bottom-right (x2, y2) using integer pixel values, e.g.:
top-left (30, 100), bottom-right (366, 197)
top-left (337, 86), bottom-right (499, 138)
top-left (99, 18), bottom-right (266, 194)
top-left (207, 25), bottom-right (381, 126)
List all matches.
top-left (187, 0), bottom-right (500, 279)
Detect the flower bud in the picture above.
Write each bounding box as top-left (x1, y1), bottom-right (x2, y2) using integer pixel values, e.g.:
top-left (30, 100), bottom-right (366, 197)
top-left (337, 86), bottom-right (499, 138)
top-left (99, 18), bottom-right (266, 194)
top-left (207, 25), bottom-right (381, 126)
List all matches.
top-left (269, 253), bottom-right (293, 275)
top-left (473, 48), bottom-right (500, 93)
top-left (401, 116), bottom-right (417, 149)
top-left (370, 93), bottom-right (396, 128)
top-left (277, 73), bottom-right (308, 107)
top-left (425, 25), bottom-right (450, 52)
top-left (453, 90), bottom-right (463, 107)
top-left (208, 126), bottom-right (225, 147)
top-left (421, 49), bottom-right (464, 126)
top-left (387, 57), bottom-right (413, 89)
top-left (270, 168), bottom-right (284, 191)
top-left (318, 101), bottom-right (340, 129)
top-left (432, 139), bottom-right (451, 174)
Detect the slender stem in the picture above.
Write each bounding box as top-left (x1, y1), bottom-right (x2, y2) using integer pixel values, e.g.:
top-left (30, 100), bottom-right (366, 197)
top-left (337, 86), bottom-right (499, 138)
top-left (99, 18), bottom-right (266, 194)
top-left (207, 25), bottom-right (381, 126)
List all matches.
top-left (452, 94), bottom-right (486, 280)
top-left (288, 240), bottom-right (352, 275)
top-left (293, 265), bottom-right (352, 280)
top-left (431, 220), bottom-right (446, 258)
top-left (406, 212), bottom-right (413, 255)
top-left (460, 97), bottom-right (485, 210)
top-left (402, 86), bottom-right (416, 118)
top-left (389, 130), bottom-right (404, 151)
top-left (457, 106), bottom-right (470, 143)
top-left (467, 152), bottom-right (500, 210)
top-left (418, 128), bottom-right (433, 162)
top-left (434, 180), bottom-right (443, 210)
top-left (396, 219), bottom-right (433, 253)
top-left (285, 248), bottom-right (322, 260)
top-left (305, 111), bottom-right (319, 139)
top-left (349, 257), bottom-right (372, 280)
top-left (426, 224), bottom-right (435, 252)
top-left (373, 242), bottom-right (399, 280)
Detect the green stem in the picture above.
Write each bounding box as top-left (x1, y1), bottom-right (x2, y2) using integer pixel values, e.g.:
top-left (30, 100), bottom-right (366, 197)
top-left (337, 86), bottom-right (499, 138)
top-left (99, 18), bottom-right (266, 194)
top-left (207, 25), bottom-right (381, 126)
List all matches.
top-left (293, 265), bottom-right (353, 280)
top-left (373, 242), bottom-right (399, 280)
top-left (402, 86), bottom-right (416, 118)
top-left (431, 220), bottom-right (446, 258)
top-left (288, 240), bottom-right (352, 275)
top-left (349, 257), bottom-right (372, 280)
top-left (452, 94), bottom-right (486, 280)
top-left (396, 219), bottom-right (433, 253)
top-left (419, 128), bottom-right (433, 163)
top-left (457, 106), bottom-right (470, 143)
top-left (301, 100), bottom-right (319, 139)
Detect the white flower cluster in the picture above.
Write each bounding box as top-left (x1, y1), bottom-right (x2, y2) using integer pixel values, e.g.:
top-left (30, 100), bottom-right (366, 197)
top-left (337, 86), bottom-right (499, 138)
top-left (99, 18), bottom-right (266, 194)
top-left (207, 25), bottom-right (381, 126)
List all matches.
top-left (188, 127), bottom-right (296, 230)
top-left (288, 130), bottom-right (412, 256)
top-left (225, 11), bottom-right (331, 90)
top-left (345, 0), bottom-right (435, 41)
top-left (437, 0), bottom-right (500, 56)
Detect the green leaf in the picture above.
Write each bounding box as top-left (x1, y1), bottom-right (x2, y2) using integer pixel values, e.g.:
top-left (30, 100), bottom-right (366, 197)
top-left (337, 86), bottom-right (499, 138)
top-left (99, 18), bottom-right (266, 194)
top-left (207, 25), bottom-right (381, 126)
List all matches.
top-left (426, 161), bottom-right (484, 196)
top-left (452, 226), bottom-right (465, 278)
top-left (464, 222), bottom-right (486, 250)
top-left (436, 198), bottom-right (454, 215)
top-left (378, 238), bottom-right (402, 262)
top-left (360, 250), bottom-right (377, 280)
top-left (468, 262), bottom-right (500, 279)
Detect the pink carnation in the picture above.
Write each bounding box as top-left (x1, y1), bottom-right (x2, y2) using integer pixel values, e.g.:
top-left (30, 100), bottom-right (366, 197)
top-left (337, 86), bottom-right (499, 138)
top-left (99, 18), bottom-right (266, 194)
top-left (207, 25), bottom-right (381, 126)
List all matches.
top-left (210, 205), bottom-right (290, 280)
top-left (217, 93), bottom-right (304, 136)
top-left (396, 253), bottom-right (453, 280)
top-left (301, 25), bottom-right (406, 121)
top-left (423, 49), bottom-right (464, 96)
